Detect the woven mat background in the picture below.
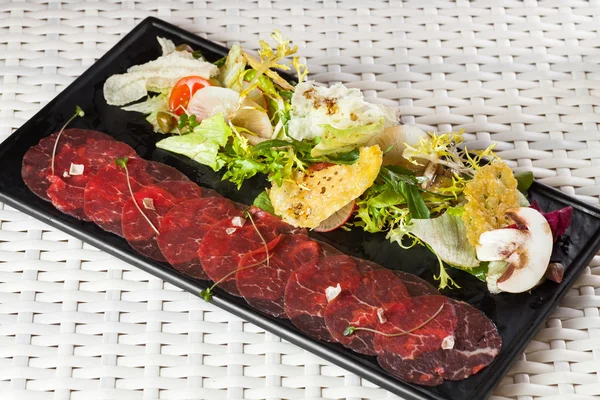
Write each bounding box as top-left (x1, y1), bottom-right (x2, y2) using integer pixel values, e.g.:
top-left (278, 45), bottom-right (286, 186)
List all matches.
top-left (1, 1), bottom-right (600, 399)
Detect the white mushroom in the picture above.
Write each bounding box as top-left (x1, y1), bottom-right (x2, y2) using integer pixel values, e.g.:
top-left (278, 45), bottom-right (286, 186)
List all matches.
top-left (476, 207), bottom-right (553, 293)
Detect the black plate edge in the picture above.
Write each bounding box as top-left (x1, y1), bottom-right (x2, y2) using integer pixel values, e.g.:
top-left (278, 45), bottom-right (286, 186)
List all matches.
top-left (1, 16), bottom-right (600, 400)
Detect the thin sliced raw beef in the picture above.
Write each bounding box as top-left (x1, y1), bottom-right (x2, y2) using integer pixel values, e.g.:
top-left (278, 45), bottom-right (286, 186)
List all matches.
top-left (324, 269), bottom-right (410, 355)
top-left (374, 296), bottom-right (457, 386)
top-left (354, 258), bottom-right (383, 274)
top-left (47, 140), bottom-right (136, 220)
top-left (199, 206), bottom-right (301, 296)
top-left (121, 180), bottom-right (203, 261)
top-left (392, 271), bottom-right (439, 296)
top-left (375, 300), bottom-right (500, 386)
top-left (436, 301), bottom-right (502, 381)
top-left (237, 234), bottom-right (321, 318)
top-left (84, 157), bottom-right (189, 236)
top-left (284, 254), bottom-right (362, 342)
top-left (22, 129), bottom-right (113, 201)
top-left (145, 161), bottom-right (190, 182)
top-left (158, 196), bottom-right (240, 280)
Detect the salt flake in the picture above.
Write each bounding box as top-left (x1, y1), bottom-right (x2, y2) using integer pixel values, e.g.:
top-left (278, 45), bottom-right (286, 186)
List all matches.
top-left (143, 198), bottom-right (155, 210)
top-left (325, 283), bottom-right (341, 302)
top-left (69, 163), bottom-right (85, 176)
top-left (231, 216), bottom-right (246, 227)
top-left (377, 308), bottom-right (387, 324)
top-left (441, 335), bottom-right (455, 350)
top-left (225, 227), bottom-right (237, 235)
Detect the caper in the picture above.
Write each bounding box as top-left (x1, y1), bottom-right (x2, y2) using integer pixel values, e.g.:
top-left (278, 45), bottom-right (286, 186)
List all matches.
top-left (157, 112), bottom-right (175, 133)
top-left (175, 43), bottom-right (194, 53)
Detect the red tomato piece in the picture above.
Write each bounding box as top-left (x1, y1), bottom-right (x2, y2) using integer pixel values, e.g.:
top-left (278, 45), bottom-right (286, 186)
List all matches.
top-left (169, 76), bottom-right (212, 115)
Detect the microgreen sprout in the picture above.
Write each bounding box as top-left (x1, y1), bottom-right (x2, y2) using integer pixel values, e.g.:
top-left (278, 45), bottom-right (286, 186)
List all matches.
top-left (51, 105), bottom-right (85, 176)
top-left (115, 157), bottom-right (160, 235)
top-left (200, 209), bottom-right (274, 302)
top-left (199, 252), bottom-right (273, 302)
top-left (343, 303), bottom-right (445, 337)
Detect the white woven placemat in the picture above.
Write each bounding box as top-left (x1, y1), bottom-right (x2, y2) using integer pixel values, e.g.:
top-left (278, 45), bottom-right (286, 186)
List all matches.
top-left (1, 1), bottom-right (600, 399)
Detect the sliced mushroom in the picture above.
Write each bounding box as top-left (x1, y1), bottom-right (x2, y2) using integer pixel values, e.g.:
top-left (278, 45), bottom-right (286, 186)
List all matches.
top-left (232, 98), bottom-right (273, 144)
top-left (476, 207), bottom-right (553, 293)
top-left (367, 124), bottom-right (429, 170)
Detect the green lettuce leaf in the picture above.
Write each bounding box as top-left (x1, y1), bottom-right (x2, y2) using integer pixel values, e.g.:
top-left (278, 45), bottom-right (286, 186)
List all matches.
top-left (310, 120), bottom-right (384, 157)
top-left (219, 44), bottom-right (246, 91)
top-left (253, 190), bottom-right (275, 214)
top-left (104, 51), bottom-right (218, 106)
top-left (156, 114), bottom-right (231, 171)
top-left (408, 211), bottom-right (480, 269)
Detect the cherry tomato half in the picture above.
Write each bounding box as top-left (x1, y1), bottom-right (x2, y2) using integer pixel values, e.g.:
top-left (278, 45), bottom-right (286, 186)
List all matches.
top-left (169, 76), bottom-right (212, 115)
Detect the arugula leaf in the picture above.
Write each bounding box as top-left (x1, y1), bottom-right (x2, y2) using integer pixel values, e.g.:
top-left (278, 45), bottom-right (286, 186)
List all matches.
top-left (253, 191), bottom-right (275, 214)
top-left (399, 181), bottom-right (430, 219)
top-left (378, 167), bottom-right (430, 219)
top-left (326, 148), bottom-right (360, 164)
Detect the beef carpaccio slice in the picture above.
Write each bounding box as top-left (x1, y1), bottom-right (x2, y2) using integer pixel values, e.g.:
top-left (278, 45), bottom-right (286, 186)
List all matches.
top-left (392, 271), bottom-right (439, 296)
top-left (237, 234), bottom-right (321, 318)
top-left (121, 180), bottom-right (203, 261)
top-left (84, 157), bottom-right (189, 236)
top-left (374, 296), bottom-right (457, 386)
top-left (374, 300), bottom-right (501, 386)
top-left (199, 206), bottom-right (302, 296)
top-left (324, 269), bottom-right (411, 355)
top-left (157, 196), bottom-right (239, 280)
top-left (21, 129), bottom-right (114, 201)
top-left (47, 140), bottom-right (136, 220)
top-left (436, 301), bottom-right (502, 381)
top-left (145, 161), bottom-right (190, 182)
top-left (284, 254), bottom-right (362, 342)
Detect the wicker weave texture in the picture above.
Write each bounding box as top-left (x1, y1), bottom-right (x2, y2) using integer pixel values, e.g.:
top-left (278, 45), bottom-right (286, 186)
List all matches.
top-left (1, 1), bottom-right (600, 399)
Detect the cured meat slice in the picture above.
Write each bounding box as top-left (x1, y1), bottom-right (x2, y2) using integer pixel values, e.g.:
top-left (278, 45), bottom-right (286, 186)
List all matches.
top-left (284, 254), bottom-right (362, 341)
top-left (374, 296), bottom-right (457, 386)
top-left (392, 271), bottom-right (439, 296)
top-left (22, 129), bottom-right (113, 201)
top-left (145, 161), bottom-right (190, 182)
top-left (199, 206), bottom-right (300, 296)
top-left (158, 196), bottom-right (240, 280)
top-left (84, 156), bottom-right (154, 235)
top-left (375, 300), bottom-right (500, 386)
top-left (436, 301), bottom-right (502, 381)
top-left (84, 157), bottom-right (189, 236)
top-left (121, 180), bottom-right (203, 261)
top-left (46, 140), bottom-right (136, 220)
top-left (237, 234), bottom-right (321, 318)
top-left (354, 258), bottom-right (383, 274)
top-left (324, 269), bottom-right (410, 355)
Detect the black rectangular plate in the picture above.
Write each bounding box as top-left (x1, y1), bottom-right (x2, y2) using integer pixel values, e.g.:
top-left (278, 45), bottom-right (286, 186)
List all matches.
top-left (1, 17), bottom-right (600, 400)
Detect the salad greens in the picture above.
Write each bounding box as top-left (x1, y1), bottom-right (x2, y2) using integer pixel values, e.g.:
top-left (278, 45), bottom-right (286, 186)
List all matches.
top-left (110, 33), bottom-right (548, 293)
